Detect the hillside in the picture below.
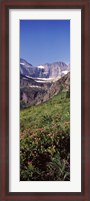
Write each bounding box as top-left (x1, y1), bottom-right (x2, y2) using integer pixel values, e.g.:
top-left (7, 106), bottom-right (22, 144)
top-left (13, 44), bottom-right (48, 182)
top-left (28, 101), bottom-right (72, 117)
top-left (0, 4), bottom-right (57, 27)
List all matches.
top-left (20, 72), bottom-right (70, 108)
top-left (20, 90), bottom-right (70, 181)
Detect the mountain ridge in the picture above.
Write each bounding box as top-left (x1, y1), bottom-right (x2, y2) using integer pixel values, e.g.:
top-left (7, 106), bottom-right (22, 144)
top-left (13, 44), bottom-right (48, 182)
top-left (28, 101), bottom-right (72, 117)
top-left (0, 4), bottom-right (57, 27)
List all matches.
top-left (20, 72), bottom-right (70, 108)
top-left (20, 58), bottom-right (70, 79)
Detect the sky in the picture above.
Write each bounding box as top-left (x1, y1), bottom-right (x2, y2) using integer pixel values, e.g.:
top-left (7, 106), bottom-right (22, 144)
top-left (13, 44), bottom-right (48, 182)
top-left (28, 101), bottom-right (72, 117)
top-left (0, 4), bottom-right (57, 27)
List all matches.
top-left (20, 20), bottom-right (70, 66)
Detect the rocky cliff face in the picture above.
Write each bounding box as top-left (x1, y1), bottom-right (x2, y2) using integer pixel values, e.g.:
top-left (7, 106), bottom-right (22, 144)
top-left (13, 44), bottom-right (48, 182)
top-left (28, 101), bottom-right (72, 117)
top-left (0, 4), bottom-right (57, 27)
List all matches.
top-left (20, 58), bottom-right (70, 108)
top-left (20, 58), bottom-right (69, 79)
top-left (20, 72), bottom-right (70, 108)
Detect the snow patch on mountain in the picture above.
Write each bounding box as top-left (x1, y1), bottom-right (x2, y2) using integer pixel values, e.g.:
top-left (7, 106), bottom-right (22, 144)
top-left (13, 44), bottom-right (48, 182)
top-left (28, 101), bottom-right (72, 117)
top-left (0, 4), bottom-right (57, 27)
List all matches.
top-left (62, 70), bottom-right (69, 75)
top-left (37, 65), bottom-right (45, 69)
top-left (20, 63), bottom-right (25, 65)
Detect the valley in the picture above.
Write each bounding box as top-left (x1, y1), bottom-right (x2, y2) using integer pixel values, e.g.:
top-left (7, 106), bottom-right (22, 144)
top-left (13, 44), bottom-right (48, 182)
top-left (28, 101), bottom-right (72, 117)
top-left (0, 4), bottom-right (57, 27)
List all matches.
top-left (20, 58), bottom-right (70, 181)
top-left (20, 59), bottom-right (70, 108)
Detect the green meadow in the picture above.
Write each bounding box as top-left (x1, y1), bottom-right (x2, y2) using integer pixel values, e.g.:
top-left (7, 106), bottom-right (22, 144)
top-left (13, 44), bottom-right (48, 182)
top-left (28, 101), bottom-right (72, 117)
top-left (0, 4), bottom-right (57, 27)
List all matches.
top-left (20, 91), bottom-right (70, 181)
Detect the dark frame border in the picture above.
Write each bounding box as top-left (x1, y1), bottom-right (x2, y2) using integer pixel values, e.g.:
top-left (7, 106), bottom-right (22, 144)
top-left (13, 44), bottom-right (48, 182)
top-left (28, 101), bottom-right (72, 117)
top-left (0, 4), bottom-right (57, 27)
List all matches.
top-left (0, 0), bottom-right (89, 200)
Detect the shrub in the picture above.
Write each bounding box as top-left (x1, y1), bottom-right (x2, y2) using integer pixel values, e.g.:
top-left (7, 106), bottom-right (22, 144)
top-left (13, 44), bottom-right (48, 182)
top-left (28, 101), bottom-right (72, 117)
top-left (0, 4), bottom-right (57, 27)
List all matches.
top-left (20, 127), bottom-right (70, 181)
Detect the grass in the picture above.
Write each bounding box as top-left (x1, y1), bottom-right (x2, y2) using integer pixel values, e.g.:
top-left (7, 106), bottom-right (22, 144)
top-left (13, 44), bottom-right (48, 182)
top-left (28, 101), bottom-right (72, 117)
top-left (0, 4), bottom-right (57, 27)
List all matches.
top-left (20, 91), bottom-right (70, 181)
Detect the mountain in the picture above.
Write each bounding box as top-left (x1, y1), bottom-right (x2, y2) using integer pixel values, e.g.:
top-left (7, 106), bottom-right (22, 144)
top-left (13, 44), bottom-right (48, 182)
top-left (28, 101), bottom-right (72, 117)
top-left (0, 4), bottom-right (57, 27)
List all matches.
top-left (20, 58), bottom-right (70, 108)
top-left (20, 58), bottom-right (32, 67)
top-left (20, 58), bottom-right (69, 79)
top-left (20, 72), bottom-right (70, 108)
top-left (20, 58), bottom-right (35, 77)
top-left (43, 62), bottom-right (69, 78)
